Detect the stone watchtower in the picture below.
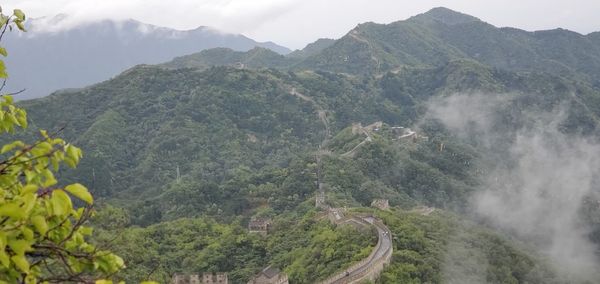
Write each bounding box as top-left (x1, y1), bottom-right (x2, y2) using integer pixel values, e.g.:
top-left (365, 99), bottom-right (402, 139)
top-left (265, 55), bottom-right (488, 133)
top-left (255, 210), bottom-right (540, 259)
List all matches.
top-left (247, 265), bottom-right (289, 284)
top-left (203, 273), bottom-right (228, 284)
top-left (248, 217), bottom-right (272, 235)
top-left (171, 273), bottom-right (228, 284)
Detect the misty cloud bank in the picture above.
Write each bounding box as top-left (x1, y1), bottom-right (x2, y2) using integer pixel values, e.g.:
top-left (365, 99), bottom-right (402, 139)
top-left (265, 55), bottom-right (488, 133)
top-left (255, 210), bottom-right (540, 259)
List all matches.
top-left (427, 93), bottom-right (600, 281)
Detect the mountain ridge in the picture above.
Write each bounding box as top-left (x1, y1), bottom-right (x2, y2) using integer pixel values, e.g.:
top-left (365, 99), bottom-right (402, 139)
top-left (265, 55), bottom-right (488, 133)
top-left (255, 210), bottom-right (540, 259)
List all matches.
top-left (4, 15), bottom-right (291, 99)
top-left (7, 7), bottom-right (600, 282)
top-left (294, 7), bottom-right (600, 81)
top-left (162, 6), bottom-right (600, 87)
top-left (408, 6), bottom-right (482, 25)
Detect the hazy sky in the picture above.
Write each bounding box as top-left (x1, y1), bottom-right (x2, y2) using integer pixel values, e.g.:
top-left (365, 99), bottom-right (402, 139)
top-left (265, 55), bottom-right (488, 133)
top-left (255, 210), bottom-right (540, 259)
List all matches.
top-left (4, 0), bottom-right (600, 49)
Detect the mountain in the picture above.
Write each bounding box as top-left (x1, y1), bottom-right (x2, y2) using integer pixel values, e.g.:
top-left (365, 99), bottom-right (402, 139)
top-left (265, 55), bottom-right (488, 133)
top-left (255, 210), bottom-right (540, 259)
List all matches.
top-left (18, 58), bottom-right (600, 283)
top-left (293, 7), bottom-right (600, 84)
top-left (164, 47), bottom-right (295, 70)
top-left (3, 15), bottom-right (291, 99)
top-left (20, 58), bottom-right (600, 219)
top-left (164, 6), bottom-right (600, 89)
top-left (9, 7), bottom-right (600, 283)
top-left (287, 38), bottom-right (336, 59)
top-left (160, 38), bottom-right (338, 71)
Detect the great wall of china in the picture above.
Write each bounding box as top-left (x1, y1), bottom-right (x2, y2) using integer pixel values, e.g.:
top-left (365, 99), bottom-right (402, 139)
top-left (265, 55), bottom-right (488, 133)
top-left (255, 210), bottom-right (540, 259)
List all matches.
top-left (289, 87), bottom-right (393, 284)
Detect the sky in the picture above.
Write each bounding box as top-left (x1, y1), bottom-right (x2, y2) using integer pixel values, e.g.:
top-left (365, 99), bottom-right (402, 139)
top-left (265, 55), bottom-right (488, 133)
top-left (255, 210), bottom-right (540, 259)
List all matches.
top-left (3, 0), bottom-right (600, 49)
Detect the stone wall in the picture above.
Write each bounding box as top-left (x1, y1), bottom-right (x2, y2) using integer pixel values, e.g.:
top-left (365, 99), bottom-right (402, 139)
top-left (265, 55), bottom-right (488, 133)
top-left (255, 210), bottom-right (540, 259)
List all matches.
top-left (319, 218), bottom-right (393, 284)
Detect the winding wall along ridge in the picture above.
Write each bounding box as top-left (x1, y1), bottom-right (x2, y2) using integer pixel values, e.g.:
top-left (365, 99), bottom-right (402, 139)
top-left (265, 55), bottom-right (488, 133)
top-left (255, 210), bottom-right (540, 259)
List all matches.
top-left (288, 88), bottom-right (393, 284)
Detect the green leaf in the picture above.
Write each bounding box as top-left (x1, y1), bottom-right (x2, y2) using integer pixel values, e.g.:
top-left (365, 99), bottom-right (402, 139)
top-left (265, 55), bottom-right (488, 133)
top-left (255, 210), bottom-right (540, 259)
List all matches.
top-left (16, 114), bottom-right (26, 128)
top-left (8, 239), bottom-right (31, 255)
top-left (6, 113), bottom-right (18, 125)
top-left (51, 190), bottom-right (72, 216)
top-left (21, 193), bottom-right (36, 215)
top-left (37, 141), bottom-right (52, 152)
top-left (64, 157), bottom-right (76, 168)
top-left (0, 15), bottom-right (6, 27)
top-left (65, 183), bottom-right (93, 204)
top-left (0, 232), bottom-right (5, 250)
top-left (0, 251), bottom-right (8, 268)
top-left (66, 144), bottom-right (82, 164)
top-left (79, 226), bottom-right (93, 236)
top-left (11, 254), bottom-right (29, 272)
top-left (51, 156), bottom-right (59, 171)
top-left (15, 21), bottom-right (25, 32)
top-left (113, 254), bottom-right (124, 269)
top-left (42, 169), bottom-right (57, 187)
top-left (0, 203), bottom-right (25, 219)
top-left (21, 184), bottom-right (38, 195)
top-left (96, 257), bottom-right (110, 272)
top-left (0, 47), bottom-right (7, 57)
top-left (74, 207), bottom-right (85, 219)
top-left (22, 227), bottom-right (33, 241)
top-left (13, 9), bottom-right (25, 21)
top-left (31, 215), bottom-right (48, 235)
top-left (0, 140), bottom-right (24, 154)
top-left (0, 60), bottom-right (7, 78)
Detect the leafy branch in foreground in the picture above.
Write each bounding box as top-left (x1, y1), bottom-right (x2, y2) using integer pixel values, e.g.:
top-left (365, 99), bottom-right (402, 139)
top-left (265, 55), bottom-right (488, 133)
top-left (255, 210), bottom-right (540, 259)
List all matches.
top-left (0, 7), bottom-right (127, 284)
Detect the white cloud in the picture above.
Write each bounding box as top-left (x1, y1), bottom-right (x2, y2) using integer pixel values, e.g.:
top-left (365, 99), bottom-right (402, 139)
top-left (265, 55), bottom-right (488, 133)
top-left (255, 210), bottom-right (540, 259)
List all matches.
top-left (2, 0), bottom-right (298, 33)
top-left (427, 93), bottom-right (600, 281)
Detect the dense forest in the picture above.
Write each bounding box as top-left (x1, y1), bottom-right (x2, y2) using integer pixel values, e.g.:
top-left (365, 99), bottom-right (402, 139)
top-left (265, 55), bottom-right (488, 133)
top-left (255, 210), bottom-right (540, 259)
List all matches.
top-left (4, 6), bottom-right (600, 284)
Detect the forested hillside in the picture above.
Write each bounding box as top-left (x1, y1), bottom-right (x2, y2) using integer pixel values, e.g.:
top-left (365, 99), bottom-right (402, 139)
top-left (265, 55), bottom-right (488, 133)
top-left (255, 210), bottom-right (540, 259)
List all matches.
top-left (11, 6), bottom-right (600, 284)
top-left (298, 7), bottom-right (600, 82)
top-left (171, 7), bottom-right (600, 89)
top-left (21, 59), bottom-right (600, 219)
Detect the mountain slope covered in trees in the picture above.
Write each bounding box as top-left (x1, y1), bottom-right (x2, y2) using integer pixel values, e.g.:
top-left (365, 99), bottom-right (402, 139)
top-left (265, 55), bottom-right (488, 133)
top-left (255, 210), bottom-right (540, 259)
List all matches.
top-left (170, 7), bottom-right (600, 89)
top-left (19, 61), bottom-right (600, 267)
top-left (298, 7), bottom-right (600, 81)
top-left (11, 7), bottom-right (600, 283)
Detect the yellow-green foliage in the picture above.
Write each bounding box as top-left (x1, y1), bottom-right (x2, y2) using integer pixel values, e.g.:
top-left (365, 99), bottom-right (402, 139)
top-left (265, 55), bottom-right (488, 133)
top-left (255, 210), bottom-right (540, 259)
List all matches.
top-left (0, 8), bottom-right (125, 283)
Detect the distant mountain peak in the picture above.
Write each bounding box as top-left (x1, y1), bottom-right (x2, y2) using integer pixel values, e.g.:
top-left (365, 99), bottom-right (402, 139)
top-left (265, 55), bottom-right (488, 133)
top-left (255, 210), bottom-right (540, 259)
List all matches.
top-left (3, 14), bottom-right (291, 99)
top-left (287, 38), bottom-right (336, 59)
top-left (411, 7), bottom-right (481, 25)
top-left (26, 15), bottom-right (211, 35)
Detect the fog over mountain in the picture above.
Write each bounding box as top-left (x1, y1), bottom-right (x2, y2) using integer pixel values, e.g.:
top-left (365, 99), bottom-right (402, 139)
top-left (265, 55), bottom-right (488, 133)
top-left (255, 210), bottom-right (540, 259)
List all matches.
top-left (3, 14), bottom-right (290, 99)
top-left (428, 94), bottom-right (600, 281)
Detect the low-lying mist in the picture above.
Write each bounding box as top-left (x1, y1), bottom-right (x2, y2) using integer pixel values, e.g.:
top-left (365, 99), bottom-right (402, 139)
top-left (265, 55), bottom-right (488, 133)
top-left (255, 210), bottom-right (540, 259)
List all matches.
top-left (427, 93), bottom-right (600, 281)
